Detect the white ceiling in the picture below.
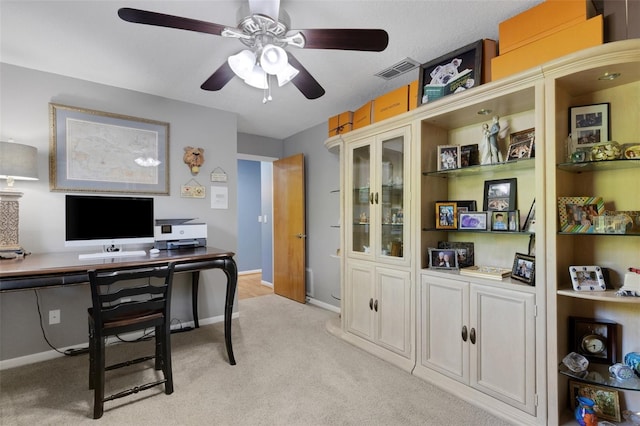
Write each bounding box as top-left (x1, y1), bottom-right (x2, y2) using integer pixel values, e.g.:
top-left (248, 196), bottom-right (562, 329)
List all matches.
top-left (1, 0), bottom-right (544, 140)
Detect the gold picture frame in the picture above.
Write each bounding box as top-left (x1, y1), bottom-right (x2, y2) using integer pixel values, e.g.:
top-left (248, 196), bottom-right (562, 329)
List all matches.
top-left (569, 380), bottom-right (621, 422)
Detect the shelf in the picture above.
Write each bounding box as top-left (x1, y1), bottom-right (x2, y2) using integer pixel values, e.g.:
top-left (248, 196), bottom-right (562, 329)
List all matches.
top-left (422, 228), bottom-right (533, 235)
top-left (558, 232), bottom-right (640, 237)
top-left (422, 158), bottom-right (535, 177)
top-left (557, 159), bottom-right (640, 173)
top-left (557, 289), bottom-right (640, 304)
top-left (559, 362), bottom-right (640, 391)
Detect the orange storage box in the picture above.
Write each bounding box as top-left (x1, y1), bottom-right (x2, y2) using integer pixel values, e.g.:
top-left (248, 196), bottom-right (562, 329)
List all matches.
top-left (498, 0), bottom-right (596, 54)
top-left (353, 101), bottom-right (373, 130)
top-left (409, 80), bottom-right (419, 111)
top-left (492, 15), bottom-right (602, 81)
top-left (373, 86), bottom-right (409, 123)
top-left (328, 111), bottom-right (353, 137)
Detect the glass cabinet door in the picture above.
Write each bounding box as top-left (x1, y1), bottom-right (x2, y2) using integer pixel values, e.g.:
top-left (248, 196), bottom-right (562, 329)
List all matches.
top-left (351, 144), bottom-right (371, 254)
top-left (379, 135), bottom-right (404, 258)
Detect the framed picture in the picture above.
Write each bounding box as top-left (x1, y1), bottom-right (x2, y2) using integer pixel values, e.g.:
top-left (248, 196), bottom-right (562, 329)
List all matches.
top-left (49, 103), bottom-right (170, 195)
top-left (569, 265), bottom-right (606, 291)
top-left (460, 144), bottom-right (479, 167)
top-left (418, 39), bottom-right (495, 105)
top-left (569, 103), bottom-right (610, 149)
top-left (483, 178), bottom-right (517, 211)
top-left (437, 200), bottom-right (477, 214)
top-left (507, 210), bottom-right (520, 231)
top-left (506, 128), bottom-right (535, 161)
top-left (437, 241), bottom-right (474, 267)
top-left (511, 253), bottom-right (535, 285)
top-left (458, 211), bottom-right (487, 231)
top-left (491, 211), bottom-right (509, 231)
top-left (435, 202), bottom-right (458, 229)
top-left (557, 196), bottom-right (604, 233)
top-left (437, 145), bottom-right (461, 171)
top-left (428, 248), bottom-right (459, 269)
top-left (569, 380), bottom-right (621, 422)
top-left (522, 199), bottom-right (536, 232)
top-left (569, 317), bottom-right (617, 364)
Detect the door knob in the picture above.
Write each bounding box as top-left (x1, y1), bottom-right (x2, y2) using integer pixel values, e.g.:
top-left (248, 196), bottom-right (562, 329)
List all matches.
top-left (296, 233), bottom-right (307, 239)
top-left (470, 327), bottom-right (476, 344)
top-left (369, 298), bottom-right (373, 310)
top-left (461, 325), bottom-right (468, 342)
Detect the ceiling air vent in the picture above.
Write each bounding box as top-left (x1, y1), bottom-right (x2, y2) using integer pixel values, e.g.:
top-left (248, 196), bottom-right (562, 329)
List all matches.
top-left (375, 58), bottom-right (420, 80)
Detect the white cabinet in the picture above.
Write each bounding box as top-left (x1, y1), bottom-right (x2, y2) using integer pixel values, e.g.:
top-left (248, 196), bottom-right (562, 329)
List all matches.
top-left (420, 273), bottom-right (536, 415)
top-left (346, 261), bottom-right (411, 358)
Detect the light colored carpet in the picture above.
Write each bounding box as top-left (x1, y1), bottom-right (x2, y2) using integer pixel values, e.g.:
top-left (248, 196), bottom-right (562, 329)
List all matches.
top-left (0, 294), bottom-right (514, 425)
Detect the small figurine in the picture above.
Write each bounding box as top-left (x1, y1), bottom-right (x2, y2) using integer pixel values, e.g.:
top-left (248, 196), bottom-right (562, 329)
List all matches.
top-left (488, 116), bottom-right (504, 163)
top-left (480, 123), bottom-right (492, 165)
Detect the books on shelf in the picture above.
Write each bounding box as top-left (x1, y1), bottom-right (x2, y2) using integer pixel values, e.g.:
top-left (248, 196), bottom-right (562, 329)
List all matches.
top-left (460, 265), bottom-right (511, 280)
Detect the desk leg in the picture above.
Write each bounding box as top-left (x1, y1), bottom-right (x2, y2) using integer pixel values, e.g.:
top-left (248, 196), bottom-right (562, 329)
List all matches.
top-left (223, 258), bottom-right (237, 365)
top-left (191, 271), bottom-right (200, 329)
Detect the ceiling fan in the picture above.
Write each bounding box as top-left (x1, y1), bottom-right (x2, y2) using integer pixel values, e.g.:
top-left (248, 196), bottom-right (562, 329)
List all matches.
top-left (118, 0), bottom-right (389, 101)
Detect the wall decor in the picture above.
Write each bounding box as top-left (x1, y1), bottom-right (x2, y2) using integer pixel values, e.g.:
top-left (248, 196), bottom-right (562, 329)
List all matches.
top-left (511, 252), bottom-right (535, 285)
top-left (418, 39), bottom-right (496, 105)
top-left (569, 317), bottom-right (617, 364)
top-left (437, 145), bottom-right (461, 171)
top-left (458, 211), bottom-right (487, 231)
top-left (483, 178), bottom-right (517, 211)
top-left (437, 241), bottom-right (474, 267)
top-left (180, 178), bottom-right (206, 199)
top-left (569, 380), bottom-right (621, 422)
top-left (569, 265), bottom-right (606, 291)
top-left (506, 128), bottom-right (535, 161)
top-left (435, 202), bottom-right (457, 229)
top-left (569, 103), bottom-right (610, 151)
top-left (49, 103), bottom-right (169, 195)
top-left (183, 146), bottom-right (205, 175)
top-left (557, 196), bottom-right (604, 233)
top-left (428, 248), bottom-right (458, 270)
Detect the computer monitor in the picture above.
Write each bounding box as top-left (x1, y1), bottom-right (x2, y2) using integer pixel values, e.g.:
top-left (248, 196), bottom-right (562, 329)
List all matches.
top-left (65, 194), bottom-right (154, 250)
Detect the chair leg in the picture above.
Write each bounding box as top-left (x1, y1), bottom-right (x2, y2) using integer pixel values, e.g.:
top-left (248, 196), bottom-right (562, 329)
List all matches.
top-left (88, 323), bottom-right (95, 390)
top-left (155, 325), bottom-right (162, 371)
top-left (162, 326), bottom-right (174, 395)
top-left (93, 336), bottom-right (106, 419)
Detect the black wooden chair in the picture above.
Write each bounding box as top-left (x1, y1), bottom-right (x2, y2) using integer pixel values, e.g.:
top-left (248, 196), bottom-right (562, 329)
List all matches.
top-left (87, 262), bottom-right (176, 419)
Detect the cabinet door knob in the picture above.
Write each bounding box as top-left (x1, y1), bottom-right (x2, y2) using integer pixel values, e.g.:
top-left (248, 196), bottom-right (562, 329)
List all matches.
top-left (461, 325), bottom-right (468, 342)
top-left (375, 192), bottom-right (379, 204)
top-left (370, 193), bottom-right (374, 204)
top-left (374, 299), bottom-right (378, 312)
top-left (369, 298), bottom-right (373, 310)
top-left (470, 327), bottom-right (476, 344)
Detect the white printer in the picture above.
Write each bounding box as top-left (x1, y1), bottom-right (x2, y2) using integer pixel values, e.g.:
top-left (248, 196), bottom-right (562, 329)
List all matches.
top-left (154, 218), bottom-right (207, 250)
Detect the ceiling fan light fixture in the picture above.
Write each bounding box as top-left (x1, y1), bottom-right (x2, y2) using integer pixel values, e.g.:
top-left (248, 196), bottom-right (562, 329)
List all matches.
top-left (244, 65), bottom-right (268, 89)
top-left (228, 49), bottom-right (256, 80)
top-left (276, 63), bottom-right (299, 86)
top-left (260, 44), bottom-right (288, 74)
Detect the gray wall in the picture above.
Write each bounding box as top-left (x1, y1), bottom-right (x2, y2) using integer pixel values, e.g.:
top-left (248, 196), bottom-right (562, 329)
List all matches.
top-left (237, 159), bottom-right (262, 271)
top-left (0, 64), bottom-right (238, 362)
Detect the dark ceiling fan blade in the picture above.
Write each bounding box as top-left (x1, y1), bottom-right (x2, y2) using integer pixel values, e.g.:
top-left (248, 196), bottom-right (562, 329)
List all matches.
top-left (293, 29), bottom-right (389, 51)
top-left (287, 53), bottom-right (325, 100)
top-left (201, 62), bottom-right (236, 91)
top-left (118, 8), bottom-right (227, 36)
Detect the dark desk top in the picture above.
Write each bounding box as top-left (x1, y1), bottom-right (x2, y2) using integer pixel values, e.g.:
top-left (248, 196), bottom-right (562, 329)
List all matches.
top-left (0, 247), bottom-right (235, 291)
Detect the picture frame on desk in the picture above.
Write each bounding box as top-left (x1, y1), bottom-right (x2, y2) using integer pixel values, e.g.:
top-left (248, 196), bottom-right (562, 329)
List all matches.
top-left (458, 211), bottom-right (487, 231)
top-left (428, 248), bottom-right (458, 270)
top-left (435, 202), bottom-right (457, 229)
top-left (49, 103), bottom-right (170, 195)
top-left (437, 145), bottom-right (461, 171)
top-left (483, 178), bottom-right (517, 211)
top-left (569, 103), bottom-right (610, 149)
top-left (569, 380), bottom-right (621, 422)
top-left (506, 128), bottom-right (535, 161)
top-left (557, 196), bottom-right (604, 233)
top-left (437, 241), bottom-right (474, 268)
top-left (511, 252), bottom-right (535, 285)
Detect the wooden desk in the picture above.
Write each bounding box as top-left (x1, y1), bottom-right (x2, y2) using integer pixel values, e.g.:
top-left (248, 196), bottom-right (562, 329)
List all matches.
top-left (0, 247), bottom-right (237, 365)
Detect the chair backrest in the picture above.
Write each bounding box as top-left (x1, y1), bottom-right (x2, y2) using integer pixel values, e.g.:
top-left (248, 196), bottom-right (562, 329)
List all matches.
top-left (88, 262), bottom-right (176, 335)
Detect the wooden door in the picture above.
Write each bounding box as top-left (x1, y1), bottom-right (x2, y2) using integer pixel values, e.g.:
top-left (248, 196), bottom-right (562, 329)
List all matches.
top-left (273, 154), bottom-right (306, 303)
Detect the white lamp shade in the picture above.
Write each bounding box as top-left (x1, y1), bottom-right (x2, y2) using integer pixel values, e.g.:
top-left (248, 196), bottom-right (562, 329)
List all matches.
top-left (276, 63), bottom-right (299, 87)
top-left (260, 44), bottom-right (288, 75)
top-left (228, 50), bottom-right (256, 79)
top-left (244, 65), bottom-right (268, 89)
top-left (0, 141), bottom-right (38, 181)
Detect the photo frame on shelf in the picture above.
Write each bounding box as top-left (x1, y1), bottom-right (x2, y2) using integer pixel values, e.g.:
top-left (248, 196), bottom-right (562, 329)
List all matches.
top-left (506, 128), bottom-right (535, 161)
top-left (458, 211), bottom-right (487, 231)
top-left (49, 103), bottom-right (170, 195)
top-left (569, 103), bottom-right (610, 150)
top-left (483, 178), bottom-right (517, 211)
top-left (511, 253), bottom-right (535, 285)
top-left (569, 317), bottom-right (617, 364)
top-left (435, 202), bottom-right (458, 229)
top-left (557, 196), bottom-right (604, 233)
top-left (569, 381), bottom-right (621, 422)
top-left (491, 211), bottom-right (509, 231)
top-left (460, 144), bottom-right (479, 167)
top-left (428, 248), bottom-right (459, 270)
top-left (454, 200), bottom-right (477, 213)
top-left (522, 199), bottom-right (536, 232)
top-left (569, 265), bottom-right (606, 291)
top-left (437, 241), bottom-right (474, 268)
top-left (437, 145), bottom-right (461, 171)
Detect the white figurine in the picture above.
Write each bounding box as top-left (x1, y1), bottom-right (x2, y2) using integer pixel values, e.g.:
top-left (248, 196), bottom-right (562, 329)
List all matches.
top-left (488, 116), bottom-right (504, 163)
top-left (479, 123), bottom-right (492, 165)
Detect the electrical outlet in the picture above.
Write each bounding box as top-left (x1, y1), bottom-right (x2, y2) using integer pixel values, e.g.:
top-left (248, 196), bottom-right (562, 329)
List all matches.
top-left (49, 309), bottom-right (60, 325)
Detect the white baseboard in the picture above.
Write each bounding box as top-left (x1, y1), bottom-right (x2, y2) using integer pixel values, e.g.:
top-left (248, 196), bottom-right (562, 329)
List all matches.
top-left (306, 296), bottom-right (340, 314)
top-left (238, 269), bottom-right (261, 275)
top-left (0, 312), bottom-right (239, 371)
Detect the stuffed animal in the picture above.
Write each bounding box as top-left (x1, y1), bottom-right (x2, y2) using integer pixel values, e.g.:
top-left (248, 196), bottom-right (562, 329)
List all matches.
top-left (183, 146), bottom-right (205, 175)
